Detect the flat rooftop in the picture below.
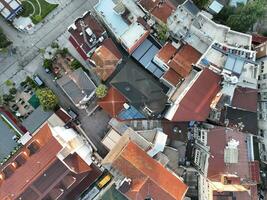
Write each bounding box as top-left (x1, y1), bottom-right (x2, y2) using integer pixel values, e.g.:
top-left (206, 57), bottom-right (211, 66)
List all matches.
top-left (168, 2), bottom-right (252, 53)
top-left (95, 0), bottom-right (129, 36)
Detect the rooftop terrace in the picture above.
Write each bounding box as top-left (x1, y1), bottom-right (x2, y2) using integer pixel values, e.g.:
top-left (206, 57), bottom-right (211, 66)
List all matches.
top-left (95, 0), bottom-right (129, 37)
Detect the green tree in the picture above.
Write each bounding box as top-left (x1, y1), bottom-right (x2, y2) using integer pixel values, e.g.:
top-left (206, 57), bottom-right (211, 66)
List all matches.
top-left (5, 79), bottom-right (14, 87)
top-left (9, 88), bottom-right (17, 95)
top-left (3, 94), bottom-right (14, 102)
top-left (215, 0), bottom-right (266, 32)
top-left (214, 6), bottom-right (235, 24)
top-left (51, 42), bottom-right (59, 49)
top-left (32, 15), bottom-right (43, 24)
top-left (193, 0), bottom-right (210, 9)
top-left (70, 59), bottom-right (83, 70)
top-left (57, 48), bottom-right (68, 57)
top-left (96, 84), bottom-right (108, 98)
top-left (43, 59), bottom-right (53, 70)
top-left (157, 23), bottom-right (169, 42)
top-left (36, 88), bottom-right (58, 111)
top-left (0, 28), bottom-right (12, 48)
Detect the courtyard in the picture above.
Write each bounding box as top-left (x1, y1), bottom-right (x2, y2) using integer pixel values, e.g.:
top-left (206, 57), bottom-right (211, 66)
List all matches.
top-left (20, 0), bottom-right (58, 24)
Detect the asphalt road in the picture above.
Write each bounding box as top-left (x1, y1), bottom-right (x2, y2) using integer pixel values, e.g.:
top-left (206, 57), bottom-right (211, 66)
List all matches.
top-left (0, 0), bottom-right (98, 82)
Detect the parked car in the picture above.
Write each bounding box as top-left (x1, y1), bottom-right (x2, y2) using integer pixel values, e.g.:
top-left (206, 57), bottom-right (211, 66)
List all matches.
top-left (33, 74), bottom-right (44, 86)
top-left (67, 108), bottom-right (78, 120)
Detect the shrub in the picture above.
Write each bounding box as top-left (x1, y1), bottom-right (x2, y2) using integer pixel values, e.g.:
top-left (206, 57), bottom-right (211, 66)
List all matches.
top-left (20, 81), bottom-right (27, 87)
top-left (9, 88), bottom-right (17, 95)
top-left (57, 48), bottom-right (68, 57)
top-left (51, 42), bottom-right (59, 49)
top-left (5, 79), bottom-right (14, 87)
top-left (36, 88), bottom-right (58, 111)
top-left (96, 84), bottom-right (108, 98)
top-left (43, 59), bottom-right (53, 70)
top-left (32, 15), bottom-right (43, 24)
top-left (70, 59), bottom-right (83, 70)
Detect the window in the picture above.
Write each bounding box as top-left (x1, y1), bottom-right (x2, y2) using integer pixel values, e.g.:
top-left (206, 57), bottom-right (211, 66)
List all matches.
top-left (263, 74), bottom-right (267, 79)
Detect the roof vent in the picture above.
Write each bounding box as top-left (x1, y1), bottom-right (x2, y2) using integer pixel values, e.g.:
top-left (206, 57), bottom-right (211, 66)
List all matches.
top-left (224, 139), bottom-right (239, 164)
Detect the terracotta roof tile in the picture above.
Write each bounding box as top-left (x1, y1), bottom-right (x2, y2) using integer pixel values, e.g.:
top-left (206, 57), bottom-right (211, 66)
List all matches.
top-left (0, 124), bottom-right (62, 200)
top-left (252, 34), bottom-right (267, 45)
top-left (171, 68), bottom-right (221, 121)
top-left (169, 44), bottom-right (201, 77)
top-left (98, 87), bottom-right (126, 117)
top-left (156, 42), bottom-right (177, 63)
top-left (138, 0), bottom-right (160, 12)
top-left (112, 141), bottom-right (188, 200)
top-left (91, 39), bottom-right (122, 81)
top-left (151, 0), bottom-right (175, 23)
top-left (63, 152), bottom-right (92, 174)
top-left (231, 86), bottom-right (257, 112)
top-left (156, 43), bottom-right (201, 78)
top-left (163, 68), bottom-right (183, 86)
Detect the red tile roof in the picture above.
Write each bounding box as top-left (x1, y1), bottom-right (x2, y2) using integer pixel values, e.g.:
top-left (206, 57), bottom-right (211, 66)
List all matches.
top-left (91, 39), bottom-right (122, 81)
top-left (231, 86), bottom-right (258, 112)
top-left (156, 42), bottom-right (177, 63)
top-left (112, 141), bottom-right (188, 200)
top-left (98, 87), bottom-right (126, 117)
top-left (0, 124), bottom-right (62, 200)
top-left (138, 0), bottom-right (160, 12)
top-left (0, 123), bottom-right (98, 200)
top-left (169, 44), bottom-right (201, 77)
top-left (69, 36), bottom-right (89, 60)
top-left (138, 0), bottom-right (175, 23)
top-left (63, 152), bottom-right (92, 174)
top-left (252, 33), bottom-right (267, 45)
top-left (163, 68), bottom-right (183, 86)
top-left (156, 43), bottom-right (201, 78)
top-left (171, 68), bottom-right (221, 121)
top-left (207, 127), bottom-right (258, 184)
top-left (151, 0), bottom-right (175, 23)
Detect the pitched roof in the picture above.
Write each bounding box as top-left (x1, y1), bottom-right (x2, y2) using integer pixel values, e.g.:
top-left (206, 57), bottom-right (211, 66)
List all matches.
top-left (68, 11), bottom-right (105, 55)
top-left (111, 60), bottom-right (168, 117)
top-left (207, 127), bottom-right (256, 183)
top-left (138, 0), bottom-right (160, 12)
top-left (156, 42), bottom-right (177, 63)
top-left (0, 124), bottom-right (62, 199)
top-left (231, 86), bottom-right (257, 112)
top-left (156, 43), bottom-right (201, 78)
top-left (91, 39), bottom-right (122, 81)
top-left (252, 33), bottom-right (267, 45)
top-left (63, 152), bottom-right (92, 174)
top-left (151, 0), bottom-right (175, 23)
top-left (171, 68), bottom-right (221, 121)
top-left (138, 0), bottom-right (175, 23)
top-left (57, 68), bottom-right (96, 105)
top-left (169, 44), bottom-right (201, 77)
top-left (163, 68), bottom-right (183, 86)
top-left (98, 87), bottom-right (126, 117)
top-left (108, 141), bottom-right (188, 200)
top-left (222, 106), bottom-right (258, 135)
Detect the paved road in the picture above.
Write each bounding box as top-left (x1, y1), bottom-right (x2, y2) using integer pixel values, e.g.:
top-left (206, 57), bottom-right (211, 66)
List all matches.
top-left (0, 0), bottom-right (98, 83)
top-left (0, 0), bottom-right (110, 157)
